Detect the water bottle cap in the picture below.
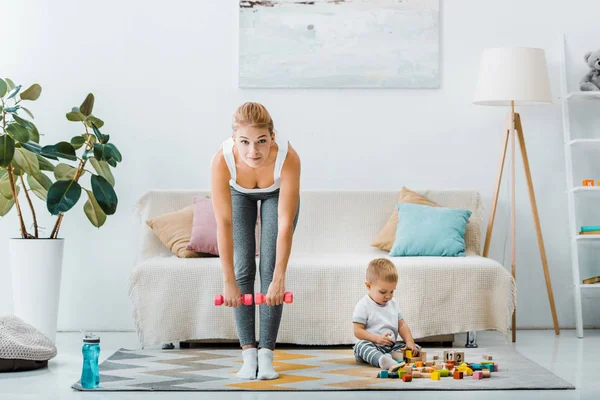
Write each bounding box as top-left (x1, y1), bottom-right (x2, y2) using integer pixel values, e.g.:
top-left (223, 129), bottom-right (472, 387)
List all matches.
top-left (82, 330), bottom-right (100, 343)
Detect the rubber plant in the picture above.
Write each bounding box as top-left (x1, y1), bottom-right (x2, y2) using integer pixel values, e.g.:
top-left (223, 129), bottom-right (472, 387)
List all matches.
top-left (0, 78), bottom-right (121, 238)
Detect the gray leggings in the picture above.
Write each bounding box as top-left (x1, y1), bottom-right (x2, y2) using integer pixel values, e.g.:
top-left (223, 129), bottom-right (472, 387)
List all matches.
top-left (231, 187), bottom-right (300, 350)
top-left (354, 340), bottom-right (405, 367)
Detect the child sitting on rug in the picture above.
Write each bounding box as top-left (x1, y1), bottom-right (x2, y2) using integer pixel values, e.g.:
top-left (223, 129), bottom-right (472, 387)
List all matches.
top-left (352, 258), bottom-right (420, 370)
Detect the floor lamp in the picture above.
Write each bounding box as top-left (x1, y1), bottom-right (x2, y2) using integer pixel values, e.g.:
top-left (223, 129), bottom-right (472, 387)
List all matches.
top-left (473, 47), bottom-right (560, 342)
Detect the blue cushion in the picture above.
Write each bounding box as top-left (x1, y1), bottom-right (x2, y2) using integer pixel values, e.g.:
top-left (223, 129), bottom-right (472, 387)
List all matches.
top-left (389, 203), bottom-right (472, 257)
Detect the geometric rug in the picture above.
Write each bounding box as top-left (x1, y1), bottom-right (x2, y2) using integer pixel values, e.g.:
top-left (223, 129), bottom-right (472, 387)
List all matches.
top-left (71, 347), bottom-right (575, 391)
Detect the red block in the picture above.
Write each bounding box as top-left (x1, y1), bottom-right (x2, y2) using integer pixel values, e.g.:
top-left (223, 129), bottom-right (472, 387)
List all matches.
top-left (453, 371), bottom-right (463, 379)
top-left (402, 374), bottom-right (412, 382)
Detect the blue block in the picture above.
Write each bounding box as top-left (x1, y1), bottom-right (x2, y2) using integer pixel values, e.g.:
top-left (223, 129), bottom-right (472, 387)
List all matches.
top-left (378, 370), bottom-right (389, 378)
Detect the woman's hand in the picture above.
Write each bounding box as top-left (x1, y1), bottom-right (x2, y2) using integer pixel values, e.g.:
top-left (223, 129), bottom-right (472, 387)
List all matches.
top-left (223, 281), bottom-right (242, 307)
top-left (266, 277), bottom-right (285, 306)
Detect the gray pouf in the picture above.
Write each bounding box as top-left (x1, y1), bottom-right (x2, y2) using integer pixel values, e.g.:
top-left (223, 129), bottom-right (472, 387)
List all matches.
top-left (0, 314), bottom-right (57, 372)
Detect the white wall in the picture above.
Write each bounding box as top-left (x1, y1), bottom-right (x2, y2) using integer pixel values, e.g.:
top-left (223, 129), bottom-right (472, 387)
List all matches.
top-left (1, 0), bottom-right (599, 332)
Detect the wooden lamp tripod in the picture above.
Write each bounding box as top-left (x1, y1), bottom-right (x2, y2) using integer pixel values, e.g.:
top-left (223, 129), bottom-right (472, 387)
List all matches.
top-left (474, 48), bottom-right (560, 342)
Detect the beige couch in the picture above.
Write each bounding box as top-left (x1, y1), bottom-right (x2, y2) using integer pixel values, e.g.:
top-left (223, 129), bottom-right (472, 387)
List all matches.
top-left (130, 190), bottom-right (515, 348)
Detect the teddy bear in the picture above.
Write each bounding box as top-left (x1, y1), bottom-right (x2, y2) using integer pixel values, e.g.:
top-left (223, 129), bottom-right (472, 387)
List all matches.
top-left (580, 50), bottom-right (600, 91)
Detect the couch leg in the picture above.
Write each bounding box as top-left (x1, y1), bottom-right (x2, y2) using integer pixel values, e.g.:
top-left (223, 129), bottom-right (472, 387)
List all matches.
top-left (179, 341), bottom-right (191, 349)
top-left (465, 331), bottom-right (478, 348)
top-left (161, 343), bottom-right (175, 350)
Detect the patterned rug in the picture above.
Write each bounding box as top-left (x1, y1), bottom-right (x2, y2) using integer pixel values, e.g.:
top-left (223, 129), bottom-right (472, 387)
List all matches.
top-left (71, 347), bottom-right (575, 391)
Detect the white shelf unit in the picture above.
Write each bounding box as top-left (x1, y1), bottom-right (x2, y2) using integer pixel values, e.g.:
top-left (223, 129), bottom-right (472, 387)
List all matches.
top-left (560, 34), bottom-right (600, 338)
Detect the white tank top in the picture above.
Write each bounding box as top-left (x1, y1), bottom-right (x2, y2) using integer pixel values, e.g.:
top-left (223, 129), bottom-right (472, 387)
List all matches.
top-left (222, 136), bottom-right (289, 194)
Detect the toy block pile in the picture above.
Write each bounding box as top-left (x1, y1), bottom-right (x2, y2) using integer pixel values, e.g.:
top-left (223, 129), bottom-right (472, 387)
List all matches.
top-left (377, 349), bottom-right (498, 382)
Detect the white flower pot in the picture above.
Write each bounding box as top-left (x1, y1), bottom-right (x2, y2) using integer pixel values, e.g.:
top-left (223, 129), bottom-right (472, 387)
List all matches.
top-left (9, 238), bottom-right (65, 344)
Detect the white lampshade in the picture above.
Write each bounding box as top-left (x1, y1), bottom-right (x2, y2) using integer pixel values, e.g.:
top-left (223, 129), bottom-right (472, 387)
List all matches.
top-left (473, 47), bottom-right (552, 106)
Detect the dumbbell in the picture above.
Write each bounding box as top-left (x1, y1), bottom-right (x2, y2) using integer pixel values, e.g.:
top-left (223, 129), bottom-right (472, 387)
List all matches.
top-left (213, 294), bottom-right (253, 306)
top-left (254, 292), bottom-right (293, 305)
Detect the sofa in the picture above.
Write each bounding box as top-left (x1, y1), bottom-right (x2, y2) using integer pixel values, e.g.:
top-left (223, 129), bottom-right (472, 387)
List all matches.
top-left (129, 190), bottom-right (516, 348)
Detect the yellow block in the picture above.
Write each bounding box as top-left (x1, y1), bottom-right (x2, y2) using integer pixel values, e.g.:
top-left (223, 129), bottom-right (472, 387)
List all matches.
top-left (431, 372), bottom-right (440, 380)
top-left (406, 350), bottom-right (412, 359)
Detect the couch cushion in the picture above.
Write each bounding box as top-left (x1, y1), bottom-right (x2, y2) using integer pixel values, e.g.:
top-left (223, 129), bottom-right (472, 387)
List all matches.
top-left (371, 187), bottom-right (438, 251)
top-left (390, 203), bottom-right (471, 257)
top-left (146, 205), bottom-right (203, 258)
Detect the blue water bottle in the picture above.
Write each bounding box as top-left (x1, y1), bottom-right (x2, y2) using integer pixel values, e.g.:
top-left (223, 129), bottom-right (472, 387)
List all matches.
top-left (81, 332), bottom-right (100, 389)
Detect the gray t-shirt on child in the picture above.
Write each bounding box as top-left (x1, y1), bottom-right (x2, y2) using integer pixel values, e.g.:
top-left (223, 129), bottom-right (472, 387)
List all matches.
top-left (352, 295), bottom-right (404, 341)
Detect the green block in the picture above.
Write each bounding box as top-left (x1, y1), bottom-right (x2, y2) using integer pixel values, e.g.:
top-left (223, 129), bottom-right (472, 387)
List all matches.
top-left (399, 370), bottom-right (408, 377)
top-left (438, 369), bottom-right (450, 377)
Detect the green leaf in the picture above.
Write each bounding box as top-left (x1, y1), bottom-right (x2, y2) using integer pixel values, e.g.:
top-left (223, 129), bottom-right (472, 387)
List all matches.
top-left (83, 148), bottom-right (93, 160)
top-left (21, 141), bottom-right (42, 154)
top-left (29, 124), bottom-right (40, 143)
top-left (5, 78), bottom-right (15, 91)
top-left (105, 143), bottom-right (122, 163)
top-left (70, 136), bottom-right (86, 150)
top-left (12, 115), bottom-right (38, 142)
top-left (66, 111), bottom-right (86, 122)
top-left (19, 83), bottom-right (41, 101)
top-left (13, 148), bottom-right (40, 176)
top-left (80, 93), bottom-right (94, 116)
top-left (0, 172), bottom-right (13, 199)
top-left (0, 135), bottom-right (16, 167)
top-left (47, 180), bottom-right (81, 215)
top-left (0, 193), bottom-right (15, 216)
top-left (106, 158), bottom-right (117, 168)
top-left (41, 142), bottom-right (77, 161)
top-left (83, 189), bottom-right (106, 228)
top-left (12, 164), bottom-right (23, 176)
top-left (54, 163), bottom-right (78, 180)
top-left (6, 85), bottom-right (21, 100)
top-left (89, 158), bottom-right (114, 186)
top-left (20, 106), bottom-right (34, 119)
top-left (27, 172), bottom-right (52, 201)
top-left (85, 115), bottom-right (104, 129)
top-left (36, 155), bottom-right (55, 171)
top-left (93, 143), bottom-right (105, 161)
top-left (0, 78), bottom-right (7, 97)
top-left (83, 133), bottom-right (96, 145)
top-left (91, 123), bottom-right (108, 144)
top-left (6, 123), bottom-right (29, 143)
top-left (3, 105), bottom-right (20, 113)
top-left (91, 174), bottom-right (117, 215)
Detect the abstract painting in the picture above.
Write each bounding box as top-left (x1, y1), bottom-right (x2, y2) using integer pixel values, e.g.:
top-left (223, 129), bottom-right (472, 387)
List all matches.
top-left (239, 0), bottom-right (440, 88)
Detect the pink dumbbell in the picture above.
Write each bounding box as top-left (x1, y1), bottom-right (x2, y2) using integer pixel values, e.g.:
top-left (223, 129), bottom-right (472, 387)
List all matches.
top-left (214, 294), bottom-right (253, 306)
top-left (254, 292), bottom-right (293, 305)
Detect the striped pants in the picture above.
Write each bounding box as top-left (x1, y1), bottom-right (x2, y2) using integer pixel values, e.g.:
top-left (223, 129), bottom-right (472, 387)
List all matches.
top-left (353, 340), bottom-right (405, 368)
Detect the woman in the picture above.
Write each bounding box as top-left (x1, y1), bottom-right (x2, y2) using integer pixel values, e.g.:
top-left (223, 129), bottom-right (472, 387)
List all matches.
top-left (210, 102), bottom-right (300, 380)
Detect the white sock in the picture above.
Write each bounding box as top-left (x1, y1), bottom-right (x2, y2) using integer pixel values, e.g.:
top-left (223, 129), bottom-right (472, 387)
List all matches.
top-left (236, 348), bottom-right (257, 380)
top-left (379, 355), bottom-right (397, 370)
top-left (257, 348), bottom-right (279, 380)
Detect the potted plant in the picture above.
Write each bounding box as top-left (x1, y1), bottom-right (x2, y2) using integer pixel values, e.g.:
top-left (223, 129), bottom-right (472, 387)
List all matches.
top-left (0, 78), bottom-right (121, 343)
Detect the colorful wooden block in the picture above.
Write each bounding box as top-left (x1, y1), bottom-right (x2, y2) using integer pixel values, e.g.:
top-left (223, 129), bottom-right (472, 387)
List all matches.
top-left (472, 371), bottom-right (483, 380)
top-left (432, 353), bottom-right (439, 361)
top-left (405, 350), bottom-right (412, 359)
top-left (469, 363), bottom-right (483, 370)
top-left (438, 369), bottom-right (450, 377)
top-left (481, 361), bottom-right (494, 366)
top-left (389, 372), bottom-right (399, 379)
top-left (408, 357), bottom-right (421, 363)
top-left (453, 371), bottom-right (463, 379)
top-left (454, 352), bottom-right (465, 364)
top-left (389, 361), bottom-right (406, 373)
top-left (494, 364), bottom-right (498, 372)
top-left (419, 351), bottom-right (427, 362)
top-left (399, 370), bottom-right (408, 377)
top-left (421, 372), bottom-right (431, 378)
top-left (425, 361), bottom-right (435, 367)
top-left (415, 361), bottom-right (423, 368)
top-left (443, 350), bottom-right (454, 362)
top-left (378, 370), bottom-right (389, 378)
top-left (482, 354), bottom-right (493, 360)
top-left (426, 367), bottom-right (435, 373)
top-left (402, 374), bottom-right (412, 382)
top-left (412, 372), bottom-right (423, 378)
top-left (403, 365), bottom-right (413, 373)
top-left (583, 179), bottom-right (595, 186)
top-left (482, 369), bottom-right (491, 378)
top-left (431, 372), bottom-right (440, 380)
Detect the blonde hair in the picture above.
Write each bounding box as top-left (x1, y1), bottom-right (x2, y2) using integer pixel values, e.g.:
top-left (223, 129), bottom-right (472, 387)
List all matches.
top-left (232, 102), bottom-right (275, 135)
top-left (366, 258), bottom-right (398, 283)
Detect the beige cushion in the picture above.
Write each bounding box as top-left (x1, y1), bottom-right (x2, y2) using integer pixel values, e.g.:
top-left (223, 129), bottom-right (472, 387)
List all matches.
top-left (371, 187), bottom-right (437, 251)
top-left (146, 205), bottom-right (202, 258)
